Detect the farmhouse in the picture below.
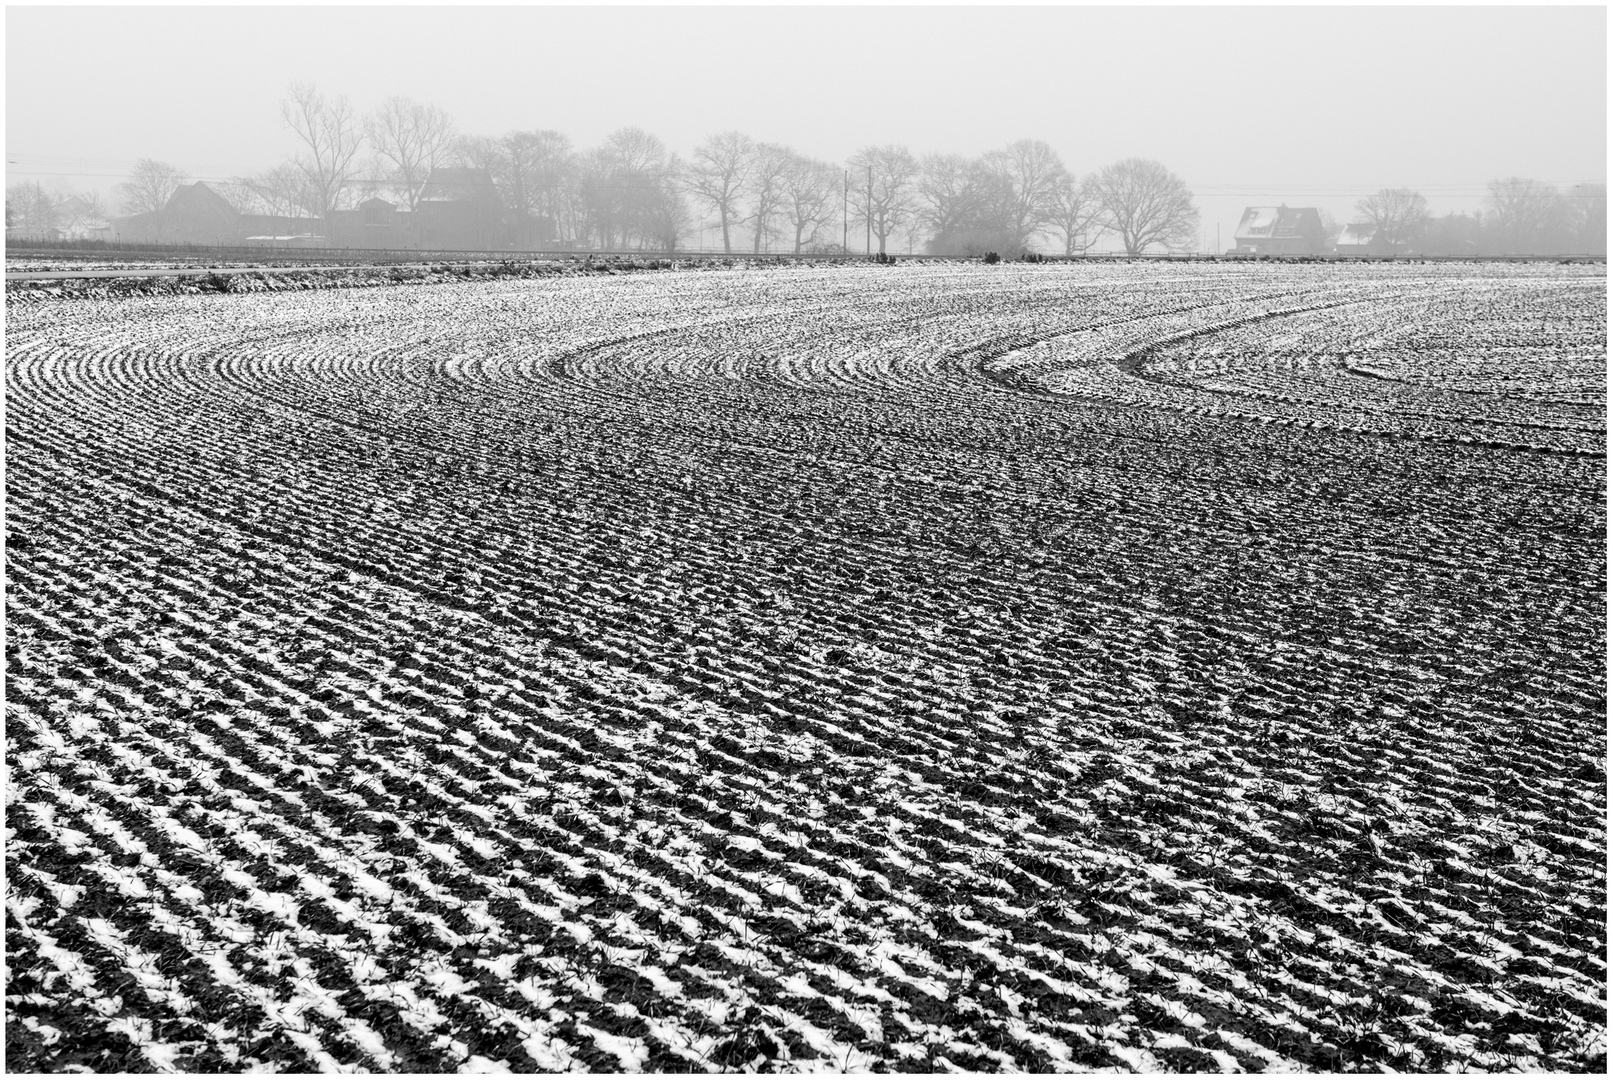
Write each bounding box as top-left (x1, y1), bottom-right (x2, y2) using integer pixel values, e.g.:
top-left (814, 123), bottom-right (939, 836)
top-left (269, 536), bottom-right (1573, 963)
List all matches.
top-left (111, 181), bottom-right (323, 246)
top-left (1231, 205), bottom-right (1327, 256)
top-left (7, 190), bottom-right (112, 242)
top-left (114, 182), bottom-right (236, 245)
top-left (103, 171), bottom-right (516, 250)
top-left (328, 197), bottom-right (415, 249)
top-left (415, 167), bottom-right (506, 250)
top-left (55, 195), bottom-right (113, 241)
top-left (166, 182), bottom-right (240, 243)
top-left (1335, 223), bottom-right (1394, 257)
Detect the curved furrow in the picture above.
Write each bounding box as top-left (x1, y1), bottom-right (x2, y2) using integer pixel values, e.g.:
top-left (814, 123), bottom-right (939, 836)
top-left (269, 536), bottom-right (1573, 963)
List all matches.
top-left (7, 260), bottom-right (1605, 1073)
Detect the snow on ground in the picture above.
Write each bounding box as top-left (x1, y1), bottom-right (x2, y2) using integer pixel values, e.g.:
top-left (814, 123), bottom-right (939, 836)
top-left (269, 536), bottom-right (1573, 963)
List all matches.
top-left (6, 261), bottom-right (1606, 1071)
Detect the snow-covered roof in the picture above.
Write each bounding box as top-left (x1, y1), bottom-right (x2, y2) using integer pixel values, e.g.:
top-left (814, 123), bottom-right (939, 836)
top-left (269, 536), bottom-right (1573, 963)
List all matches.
top-left (1336, 223), bottom-right (1378, 247)
top-left (417, 167), bottom-right (500, 206)
top-left (1234, 206), bottom-right (1322, 241)
top-left (1236, 207), bottom-right (1279, 237)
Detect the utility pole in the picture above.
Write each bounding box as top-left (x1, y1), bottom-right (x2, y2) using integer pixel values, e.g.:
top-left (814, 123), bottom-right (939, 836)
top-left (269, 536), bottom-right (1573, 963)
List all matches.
top-left (843, 170), bottom-right (848, 254)
top-left (865, 164), bottom-right (872, 256)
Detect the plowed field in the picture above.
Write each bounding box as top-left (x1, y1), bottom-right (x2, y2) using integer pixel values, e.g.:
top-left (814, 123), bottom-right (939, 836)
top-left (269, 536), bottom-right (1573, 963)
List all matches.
top-left (6, 262), bottom-right (1606, 1072)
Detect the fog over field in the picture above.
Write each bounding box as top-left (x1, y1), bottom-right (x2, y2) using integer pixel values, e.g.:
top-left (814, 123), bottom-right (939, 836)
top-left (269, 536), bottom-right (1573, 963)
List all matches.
top-left (5, 5), bottom-right (1606, 253)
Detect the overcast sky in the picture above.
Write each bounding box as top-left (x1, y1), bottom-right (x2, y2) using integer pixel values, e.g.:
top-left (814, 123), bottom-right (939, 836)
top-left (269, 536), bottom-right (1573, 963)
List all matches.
top-left (7, 3), bottom-right (1606, 251)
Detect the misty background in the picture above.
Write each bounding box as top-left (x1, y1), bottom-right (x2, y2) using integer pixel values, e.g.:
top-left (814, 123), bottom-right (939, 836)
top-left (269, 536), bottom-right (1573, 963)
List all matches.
top-left (6, 4), bottom-right (1607, 255)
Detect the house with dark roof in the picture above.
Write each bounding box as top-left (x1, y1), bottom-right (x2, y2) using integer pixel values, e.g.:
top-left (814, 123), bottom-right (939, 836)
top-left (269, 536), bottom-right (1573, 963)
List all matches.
top-left (115, 181), bottom-right (240, 245)
top-left (104, 172), bottom-right (519, 249)
top-left (328, 197), bottom-right (415, 249)
top-left (1231, 205), bottom-right (1327, 256)
top-left (415, 167), bottom-right (506, 250)
top-left (1334, 222), bottom-right (1394, 257)
top-left (112, 181), bottom-right (322, 245)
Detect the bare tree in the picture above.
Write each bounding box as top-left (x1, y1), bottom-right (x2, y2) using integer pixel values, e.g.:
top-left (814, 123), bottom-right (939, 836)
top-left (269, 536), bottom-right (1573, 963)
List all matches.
top-left (898, 212), bottom-right (930, 256)
top-left (366, 97), bottom-right (456, 211)
top-left (915, 153), bottom-right (1023, 256)
top-left (1317, 208), bottom-right (1342, 251)
top-left (451, 135), bottom-right (503, 173)
top-left (500, 130), bottom-right (573, 224)
top-left (1048, 172), bottom-right (1100, 256)
top-left (235, 164), bottom-right (315, 234)
top-left (217, 178), bottom-right (268, 215)
top-left (608, 127), bottom-right (680, 249)
top-left (1484, 177), bottom-right (1562, 254)
top-left (643, 154), bottom-right (693, 252)
top-left (605, 127), bottom-right (669, 176)
top-left (915, 153), bottom-right (990, 239)
top-left (578, 128), bottom-right (681, 249)
top-left (1564, 182), bottom-right (1607, 255)
top-left (687, 131), bottom-right (753, 253)
top-left (849, 144), bottom-right (919, 255)
top-left (778, 154), bottom-right (840, 254)
top-left (1353, 188), bottom-right (1430, 253)
top-left (1419, 211), bottom-right (1484, 256)
top-left (552, 153), bottom-right (590, 246)
top-left (979, 139), bottom-right (1067, 253)
top-left (1091, 158), bottom-right (1200, 255)
top-left (573, 147), bottom-right (614, 248)
top-left (60, 191), bottom-right (107, 235)
top-left (117, 158), bottom-right (188, 217)
top-left (744, 143), bottom-right (793, 254)
top-left (6, 181), bottom-right (62, 233)
top-left (281, 82), bottom-right (363, 228)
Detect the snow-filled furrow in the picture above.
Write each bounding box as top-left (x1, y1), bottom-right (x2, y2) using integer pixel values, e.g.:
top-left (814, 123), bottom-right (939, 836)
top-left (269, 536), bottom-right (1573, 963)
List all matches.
top-left (9, 261), bottom-right (1604, 1072)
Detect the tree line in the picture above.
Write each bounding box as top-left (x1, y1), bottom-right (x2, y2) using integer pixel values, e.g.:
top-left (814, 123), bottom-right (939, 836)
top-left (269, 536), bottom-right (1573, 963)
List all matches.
top-left (21, 83), bottom-right (1200, 256)
top-left (6, 83), bottom-right (1604, 256)
top-left (1356, 181), bottom-right (1606, 257)
top-left (253, 84), bottom-right (1202, 255)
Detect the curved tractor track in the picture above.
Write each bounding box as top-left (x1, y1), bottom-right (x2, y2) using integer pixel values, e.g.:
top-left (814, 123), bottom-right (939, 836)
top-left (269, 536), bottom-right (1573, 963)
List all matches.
top-left (6, 262), bottom-right (1606, 1073)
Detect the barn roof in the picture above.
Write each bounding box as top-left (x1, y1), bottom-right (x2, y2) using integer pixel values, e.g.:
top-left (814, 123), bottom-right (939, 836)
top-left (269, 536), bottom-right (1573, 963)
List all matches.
top-left (417, 167), bottom-right (500, 205)
top-left (165, 181), bottom-right (239, 215)
top-left (57, 195), bottom-right (98, 216)
top-left (1234, 206), bottom-right (1322, 241)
